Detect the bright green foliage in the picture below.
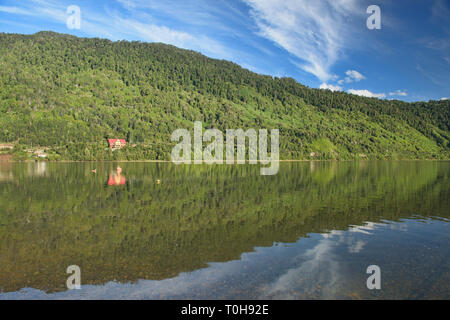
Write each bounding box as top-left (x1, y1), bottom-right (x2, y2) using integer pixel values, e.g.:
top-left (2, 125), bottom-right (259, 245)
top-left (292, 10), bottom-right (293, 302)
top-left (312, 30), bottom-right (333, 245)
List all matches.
top-left (0, 31), bottom-right (449, 160)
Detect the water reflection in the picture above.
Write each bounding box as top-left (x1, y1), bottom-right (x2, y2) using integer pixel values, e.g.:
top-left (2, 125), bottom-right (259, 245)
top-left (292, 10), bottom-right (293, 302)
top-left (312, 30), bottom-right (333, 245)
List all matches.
top-left (0, 162), bottom-right (13, 182)
top-left (27, 162), bottom-right (47, 177)
top-left (0, 161), bottom-right (448, 299)
top-left (107, 166), bottom-right (126, 186)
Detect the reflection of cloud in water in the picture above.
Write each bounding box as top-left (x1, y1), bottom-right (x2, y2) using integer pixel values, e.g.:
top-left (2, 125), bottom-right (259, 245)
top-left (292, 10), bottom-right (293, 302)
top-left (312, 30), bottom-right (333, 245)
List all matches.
top-left (389, 222), bottom-right (408, 232)
top-left (321, 230), bottom-right (343, 239)
top-left (258, 222), bottom-right (380, 299)
top-left (349, 222), bottom-right (383, 235)
top-left (2, 220), bottom-right (415, 300)
top-left (259, 238), bottom-right (341, 299)
top-left (348, 239), bottom-right (367, 253)
top-left (0, 262), bottom-right (238, 299)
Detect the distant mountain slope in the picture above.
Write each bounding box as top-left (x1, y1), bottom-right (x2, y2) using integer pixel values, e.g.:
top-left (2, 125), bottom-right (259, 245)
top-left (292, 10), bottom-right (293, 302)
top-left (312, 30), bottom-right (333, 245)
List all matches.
top-left (0, 31), bottom-right (448, 160)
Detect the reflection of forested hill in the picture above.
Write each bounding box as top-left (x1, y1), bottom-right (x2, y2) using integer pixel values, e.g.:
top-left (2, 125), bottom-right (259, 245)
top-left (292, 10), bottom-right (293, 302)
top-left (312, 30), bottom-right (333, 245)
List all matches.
top-left (0, 32), bottom-right (449, 160)
top-left (0, 162), bottom-right (449, 293)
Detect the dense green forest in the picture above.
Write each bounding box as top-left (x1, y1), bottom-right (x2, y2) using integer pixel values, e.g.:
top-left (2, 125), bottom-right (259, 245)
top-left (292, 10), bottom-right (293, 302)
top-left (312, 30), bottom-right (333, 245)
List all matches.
top-left (0, 31), bottom-right (449, 161)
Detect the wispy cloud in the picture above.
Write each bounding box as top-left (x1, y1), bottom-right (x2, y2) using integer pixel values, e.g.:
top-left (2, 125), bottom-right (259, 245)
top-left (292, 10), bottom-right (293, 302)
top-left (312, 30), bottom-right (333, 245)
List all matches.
top-left (0, 0), bottom-right (235, 60)
top-left (0, 2), bottom-right (66, 22)
top-left (0, 5), bottom-right (34, 15)
top-left (348, 89), bottom-right (386, 99)
top-left (116, 0), bottom-right (137, 10)
top-left (0, 0), bottom-right (447, 102)
top-left (114, 16), bottom-right (232, 59)
top-left (112, 0), bottom-right (257, 61)
top-left (113, 0), bottom-right (285, 68)
top-left (389, 90), bottom-right (407, 97)
top-left (431, 0), bottom-right (450, 22)
top-left (115, 0), bottom-right (251, 38)
top-left (244, 0), bottom-right (363, 82)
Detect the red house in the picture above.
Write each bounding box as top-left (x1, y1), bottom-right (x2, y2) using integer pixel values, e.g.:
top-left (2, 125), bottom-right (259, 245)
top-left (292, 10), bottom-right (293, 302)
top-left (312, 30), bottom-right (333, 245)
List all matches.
top-left (108, 139), bottom-right (127, 150)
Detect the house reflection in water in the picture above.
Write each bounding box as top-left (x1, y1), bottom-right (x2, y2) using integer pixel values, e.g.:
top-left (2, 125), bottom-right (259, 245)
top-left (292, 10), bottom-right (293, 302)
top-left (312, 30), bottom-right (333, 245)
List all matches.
top-left (108, 166), bottom-right (126, 186)
top-left (27, 162), bottom-right (47, 177)
top-left (0, 162), bottom-right (13, 182)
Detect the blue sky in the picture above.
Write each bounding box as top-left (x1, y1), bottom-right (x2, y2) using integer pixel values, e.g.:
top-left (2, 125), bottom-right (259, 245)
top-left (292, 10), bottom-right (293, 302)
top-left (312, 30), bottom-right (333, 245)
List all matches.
top-left (0, 0), bottom-right (449, 102)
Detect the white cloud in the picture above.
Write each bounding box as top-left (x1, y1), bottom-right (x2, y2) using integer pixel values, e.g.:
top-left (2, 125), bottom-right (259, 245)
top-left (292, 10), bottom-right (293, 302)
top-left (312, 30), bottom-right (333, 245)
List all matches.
top-left (441, 97), bottom-right (448, 100)
top-left (319, 83), bottom-right (342, 92)
top-left (389, 90), bottom-right (408, 97)
top-left (244, 0), bottom-right (361, 82)
top-left (345, 70), bottom-right (366, 83)
top-left (0, 6), bottom-right (33, 15)
top-left (348, 89), bottom-right (386, 99)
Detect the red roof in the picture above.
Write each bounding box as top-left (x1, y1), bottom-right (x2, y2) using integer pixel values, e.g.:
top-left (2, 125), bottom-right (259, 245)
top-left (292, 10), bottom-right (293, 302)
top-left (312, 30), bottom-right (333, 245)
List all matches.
top-left (108, 139), bottom-right (126, 148)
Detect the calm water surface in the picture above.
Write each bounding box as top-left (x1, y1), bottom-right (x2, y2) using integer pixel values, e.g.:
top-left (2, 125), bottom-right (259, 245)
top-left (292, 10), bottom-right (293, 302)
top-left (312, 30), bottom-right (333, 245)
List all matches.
top-left (0, 161), bottom-right (449, 299)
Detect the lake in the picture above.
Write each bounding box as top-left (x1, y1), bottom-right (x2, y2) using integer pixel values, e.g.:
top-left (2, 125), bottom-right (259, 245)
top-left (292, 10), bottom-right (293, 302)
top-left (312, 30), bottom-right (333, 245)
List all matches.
top-left (0, 161), bottom-right (449, 299)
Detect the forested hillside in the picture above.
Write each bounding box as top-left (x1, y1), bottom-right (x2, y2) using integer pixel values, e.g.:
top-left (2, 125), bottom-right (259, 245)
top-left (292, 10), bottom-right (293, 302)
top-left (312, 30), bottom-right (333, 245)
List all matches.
top-left (0, 31), bottom-right (448, 160)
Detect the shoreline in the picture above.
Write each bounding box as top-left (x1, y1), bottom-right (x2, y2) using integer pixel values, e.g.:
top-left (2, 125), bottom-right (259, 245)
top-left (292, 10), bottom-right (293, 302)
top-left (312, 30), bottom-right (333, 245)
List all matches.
top-left (3, 159), bottom-right (449, 163)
